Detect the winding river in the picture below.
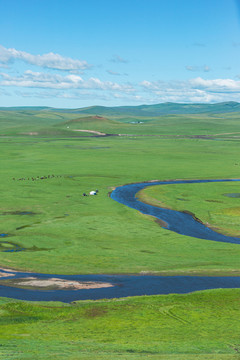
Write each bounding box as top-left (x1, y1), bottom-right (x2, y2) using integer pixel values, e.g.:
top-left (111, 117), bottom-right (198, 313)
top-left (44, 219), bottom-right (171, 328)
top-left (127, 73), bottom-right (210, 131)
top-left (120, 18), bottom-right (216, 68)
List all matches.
top-left (1, 178), bottom-right (240, 303)
top-left (111, 179), bottom-right (240, 244)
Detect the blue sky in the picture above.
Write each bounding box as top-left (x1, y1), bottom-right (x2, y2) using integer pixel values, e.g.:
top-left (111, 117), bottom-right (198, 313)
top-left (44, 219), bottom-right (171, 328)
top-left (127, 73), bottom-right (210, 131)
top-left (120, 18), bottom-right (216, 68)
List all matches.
top-left (0, 0), bottom-right (240, 107)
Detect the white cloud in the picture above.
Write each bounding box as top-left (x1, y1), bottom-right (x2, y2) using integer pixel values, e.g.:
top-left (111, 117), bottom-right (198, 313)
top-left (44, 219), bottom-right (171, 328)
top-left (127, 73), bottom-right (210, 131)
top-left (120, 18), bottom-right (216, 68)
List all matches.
top-left (141, 77), bottom-right (240, 94)
top-left (0, 70), bottom-right (135, 93)
top-left (0, 45), bottom-right (91, 71)
top-left (140, 80), bottom-right (166, 91)
top-left (189, 77), bottom-right (240, 92)
top-left (15, 89), bottom-right (110, 101)
top-left (113, 93), bottom-right (144, 102)
top-left (140, 77), bottom-right (240, 103)
top-left (186, 65), bottom-right (211, 72)
top-left (1, 63), bottom-right (240, 104)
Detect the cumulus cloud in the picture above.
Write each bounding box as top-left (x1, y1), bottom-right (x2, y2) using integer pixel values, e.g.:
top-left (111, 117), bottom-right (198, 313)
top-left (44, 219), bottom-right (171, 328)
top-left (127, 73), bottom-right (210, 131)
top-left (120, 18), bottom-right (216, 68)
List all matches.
top-left (189, 77), bottom-right (240, 92)
top-left (140, 77), bottom-right (240, 103)
top-left (141, 77), bottom-right (240, 93)
top-left (1, 63), bottom-right (239, 104)
top-left (0, 70), bottom-right (135, 93)
top-left (0, 45), bottom-right (91, 71)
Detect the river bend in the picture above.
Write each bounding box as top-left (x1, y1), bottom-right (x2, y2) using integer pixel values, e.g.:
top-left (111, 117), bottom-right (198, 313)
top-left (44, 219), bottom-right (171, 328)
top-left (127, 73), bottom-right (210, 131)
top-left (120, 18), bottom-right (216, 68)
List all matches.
top-left (0, 179), bottom-right (239, 302)
top-left (111, 179), bottom-right (240, 244)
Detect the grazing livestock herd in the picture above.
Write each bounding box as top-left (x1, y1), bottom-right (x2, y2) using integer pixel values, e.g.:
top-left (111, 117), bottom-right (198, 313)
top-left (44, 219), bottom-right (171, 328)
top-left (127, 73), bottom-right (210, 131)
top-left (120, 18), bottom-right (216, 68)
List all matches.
top-left (12, 175), bottom-right (62, 181)
top-left (12, 175), bottom-right (99, 197)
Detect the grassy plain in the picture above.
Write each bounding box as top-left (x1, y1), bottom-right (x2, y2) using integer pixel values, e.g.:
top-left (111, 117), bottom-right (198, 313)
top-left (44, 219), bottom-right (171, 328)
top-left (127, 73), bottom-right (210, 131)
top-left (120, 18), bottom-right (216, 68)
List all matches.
top-left (1, 134), bottom-right (240, 275)
top-left (0, 289), bottom-right (240, 359)
top-left (1, 106), bottom-right (240, 359)
top-left (138, 181), bottom-right (240, 237)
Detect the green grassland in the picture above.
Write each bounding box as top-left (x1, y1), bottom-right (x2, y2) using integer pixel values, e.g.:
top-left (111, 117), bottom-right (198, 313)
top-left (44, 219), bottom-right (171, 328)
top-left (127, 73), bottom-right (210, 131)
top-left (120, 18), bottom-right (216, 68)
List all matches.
top-left (138, 181), bottom-right (240, 238)
top-left (0, 109), bottom-right (77, 136)
top-left (2, 105), bottom-right (240, 137)
top-left (1, 105), bottom-right (240, 359)
top-left (1, 134), bottom-right (240, 275)
top-left (0, 289), bottom-right (239, 359)
top-left (55, 112), bottom-right (240, 136)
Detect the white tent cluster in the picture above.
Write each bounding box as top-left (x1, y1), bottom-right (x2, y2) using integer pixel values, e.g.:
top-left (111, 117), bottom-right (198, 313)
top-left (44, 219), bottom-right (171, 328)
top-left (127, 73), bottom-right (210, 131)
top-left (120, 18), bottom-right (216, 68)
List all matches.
top-left (83, 190), bottom-right (98, 196)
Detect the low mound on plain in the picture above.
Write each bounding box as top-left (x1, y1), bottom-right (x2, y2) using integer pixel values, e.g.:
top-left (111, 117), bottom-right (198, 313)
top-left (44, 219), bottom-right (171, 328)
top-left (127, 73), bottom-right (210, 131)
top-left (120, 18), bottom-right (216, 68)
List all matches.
top-left (57, 115), bottom-right (134, 135)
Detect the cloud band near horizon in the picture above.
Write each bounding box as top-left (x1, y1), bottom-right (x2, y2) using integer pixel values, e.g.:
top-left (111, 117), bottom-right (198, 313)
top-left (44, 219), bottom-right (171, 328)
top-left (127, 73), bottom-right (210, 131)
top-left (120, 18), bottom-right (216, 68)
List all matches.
top-left (1, 44), bottom-right (240, 105)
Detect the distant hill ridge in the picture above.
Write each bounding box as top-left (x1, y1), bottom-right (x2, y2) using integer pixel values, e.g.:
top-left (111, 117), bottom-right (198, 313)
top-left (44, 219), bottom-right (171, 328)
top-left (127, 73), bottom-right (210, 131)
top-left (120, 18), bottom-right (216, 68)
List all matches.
top-left (1, 102), bottom-right (240, 116)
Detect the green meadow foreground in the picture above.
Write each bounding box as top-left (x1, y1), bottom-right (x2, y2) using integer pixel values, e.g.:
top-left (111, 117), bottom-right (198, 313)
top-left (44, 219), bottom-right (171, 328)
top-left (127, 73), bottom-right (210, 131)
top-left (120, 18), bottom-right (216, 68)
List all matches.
top-left (0, 104), bottom-right (240, 358)
top-left (0, 289), bottom-right (239, 360)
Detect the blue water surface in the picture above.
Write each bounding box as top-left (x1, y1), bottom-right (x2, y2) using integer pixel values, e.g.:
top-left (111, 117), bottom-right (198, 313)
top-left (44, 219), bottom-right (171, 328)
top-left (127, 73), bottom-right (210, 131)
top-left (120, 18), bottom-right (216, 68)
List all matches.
top-left (111, 179), bottom-right (240, 244)
top-left (0, 270), bottom-right (239, 303)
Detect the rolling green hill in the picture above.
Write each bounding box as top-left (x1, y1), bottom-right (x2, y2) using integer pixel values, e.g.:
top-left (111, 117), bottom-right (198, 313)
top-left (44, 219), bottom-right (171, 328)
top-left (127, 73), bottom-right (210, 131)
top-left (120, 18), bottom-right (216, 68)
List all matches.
top-left (1, 104), bottom-right (240, 137)
top-left (2, 101), bottom-right (240, 117)
top-left (64, 101), bottom-right (240, 117)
